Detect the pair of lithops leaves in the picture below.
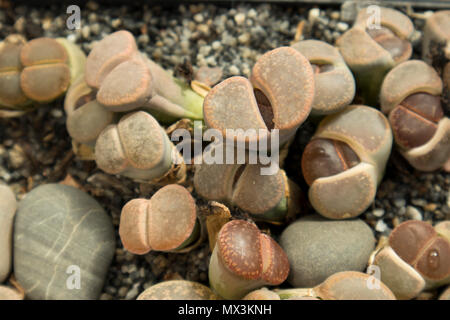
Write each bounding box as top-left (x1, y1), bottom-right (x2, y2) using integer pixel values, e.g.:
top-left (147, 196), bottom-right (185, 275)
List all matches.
top-left (119, 184), bottom-right (204, 255)
top-left (373, 220), bottom-right (450, 300)
top-left (209, 219), bottom-right (290, 300)
top-left (380, 60), bottom-right (450, 172)
top-left (0, 34), bottom-right (85, 117)
top-left (193, 148), bottom-right (303, 224)
top-left (337, 6), bottom-right (414, 104)
top-left (301, 105), bottom-right (393, 219)
top-left (64, 30), bottom-right (203, 146)
top-left (244, 271), bottom-right (396, 300)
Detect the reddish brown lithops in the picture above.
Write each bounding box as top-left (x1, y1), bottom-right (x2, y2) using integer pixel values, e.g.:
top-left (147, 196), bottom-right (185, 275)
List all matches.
top-left (291, 40), bottom-right (355, 115)
top-left (64, 75), bottom-right (115, 146)
top-left (380, 60), bottom-right (449, 171)
top-left (94, 111), bottom-right (179, 181)
top-left (193, 161), bottom-right (303, 224)
top-left (85, 30), bottom-right (203, 122)
top-left (203, 47), bottom-right (314, 145)
top-left (209, 220), bottom-right (289, 299)
top-left (119, 184), bottom-right (201, 254)
top-left (422, 11), bottom-right (450, 68)
top-left (374, 221), bottom-right (450, 299)
top-left (301, 105), bottom-right (392, 219)
top-left (275, 271), bottom-right (396, 300)
top-left (137, 280), bottom-right (220, 300)
top-left (0, 35), bottom-right (85, 115)
top-left (337, 7), bottom-right (414, 104)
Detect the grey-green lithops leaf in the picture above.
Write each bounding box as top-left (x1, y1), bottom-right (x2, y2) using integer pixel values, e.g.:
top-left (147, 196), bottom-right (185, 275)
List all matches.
top-left (280, 215), bottom-right (375, 287)
top-left (13, 184), bottom-right (115, 300)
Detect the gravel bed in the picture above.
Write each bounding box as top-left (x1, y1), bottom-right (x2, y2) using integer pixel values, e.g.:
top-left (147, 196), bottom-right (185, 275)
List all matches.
top-left (0, 1), bottom-right (448, 300)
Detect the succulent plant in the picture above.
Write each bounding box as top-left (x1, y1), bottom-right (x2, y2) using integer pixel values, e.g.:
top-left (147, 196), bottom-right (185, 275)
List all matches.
top-left (422, 11), bottom-right (450, 70)
top-left (0, 34), bottom-right (86, 116)
top-left (137, 280), bottom-right (220, 300)
top-left (337, 7), bottom-right (414, 105)
top-left (243, 287), bottom-right (281, 300)
top-left (380, 60), bottom-right (449, 172)
top-left (275, 271), bottom-right (396, 300)
top-left (301, 105), bottom-right (392, 219)
top-left (119, 184), bottom-right (203, 254)
top-left (193, 161), bottom-right (303, 224)
top-left (291, 40), bottom-right (355, 115)
top-left (64, 75), bottom-right (116, 146)
top-left (373, 220), bottom-right (450, 299)
top-left (84, 30), bottom-right (203, 123)
top-left (209, 219), bottom-right (290, 300)
top-left (94, 111), bottom-right (185, 182)
top-left (203, 47), bottom-right (315, 146)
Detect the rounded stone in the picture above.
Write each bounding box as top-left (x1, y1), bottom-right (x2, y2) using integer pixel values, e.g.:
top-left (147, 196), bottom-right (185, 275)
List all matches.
top-left (0, 184), bottom-right (17, 283)
top-left (13, 184), bottom-right (115, 300)
top-left (280, 215), bottom-right (375, 287)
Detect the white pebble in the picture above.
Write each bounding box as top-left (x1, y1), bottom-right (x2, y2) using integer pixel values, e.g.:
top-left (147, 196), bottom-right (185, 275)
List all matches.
top-left (234, 13), bottom-right (245, 25)
top-left (406, 206), bottom-right (422, 221)
top-left (336, 22), bottom-right (349, 32)
top-left (248, 9), bottom-right (257, 19)
top-left (372, 208), bottom-right (385, 218)
top-left (193, 13), bottom-right (204, 23)
top-left (229, 65), bottom-right (240, 75)
top-left (375, 220), bottom-right (388, 233)
top-left (212, 41), bottom-right (222, 51)
top-left (308, 8), bottom-right (320, 23)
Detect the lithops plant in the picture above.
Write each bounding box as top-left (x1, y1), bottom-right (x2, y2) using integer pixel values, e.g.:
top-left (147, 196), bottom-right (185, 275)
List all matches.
top-left (119, 185), bottom-right (203, 254)
top-left (337, 7), bottom-right (414, 104)
top-left (193, 161), bottom-right (303, 224)
top-left (94, 111), bottom-right (185, 183)
top-left (275, 271), bottom-right (396, 300)
top-left (301, 105), bottom-right (392, 219)
top-left (243, 287), bottom-right (281, 300)
top-left (203, 46), bottom-right (315, 146)
top-left (0, 185), bottom-right (17, 283)
top-left (0, 34), bottom-right (86, 116)
top-left (422, 11), bottom-right (450, 69)
top-left (64, 75), bottom-right (116, 146)
top-left (373, 221), bottom-right (450, 300)
top-left (380, 60), bottom-right (449, 172)
top-left (280, 215), bottom-right (375, 288)
top-left (291, 40), bottom-right (355, 115)
top-left (209, 219), bottom-right (290, 300)
top-left (137, 280), bottom-right (220, 300)
top-left (85, 30), bottom-right (203, 123)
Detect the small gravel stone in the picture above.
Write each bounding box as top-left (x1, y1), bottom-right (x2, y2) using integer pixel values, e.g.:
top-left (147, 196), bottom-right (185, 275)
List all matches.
top-left (234, 13), bottom-right (246, 25)
top-left (336, 22), bottom-right (349, 32)
top-left (373, 208), bottom-right (385, 218)
top-left (406, 206), bottom-right (423, 220)
top-left (228, 65), bottom-right (240, 75)
top-left (375, 219), bottom-right (388, 233)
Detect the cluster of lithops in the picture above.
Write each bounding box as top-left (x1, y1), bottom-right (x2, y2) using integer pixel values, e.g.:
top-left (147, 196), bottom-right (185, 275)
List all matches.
top-left (0, 34), bottom-right (85, 116)
top-left (337, 7), bottom-right (414, 104)
top-left (119, 184), bottom-right (203, 254)
top-left (1, 6), bottom-right (449, 302)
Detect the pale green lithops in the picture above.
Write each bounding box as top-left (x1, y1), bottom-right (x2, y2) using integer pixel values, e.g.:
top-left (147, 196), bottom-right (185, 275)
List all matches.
top-left (13, 184), bottom-right (115, 300)
top-left (137, 280), bottom-right (220, 300)
top-left (0, 185), bottom-right (17, 283)
top-left (291, 40), bottom-right (355, 115)
top-left (301, 105), bottom-right (393, 219)
top-left (280, 215), bottom-right (375, 287)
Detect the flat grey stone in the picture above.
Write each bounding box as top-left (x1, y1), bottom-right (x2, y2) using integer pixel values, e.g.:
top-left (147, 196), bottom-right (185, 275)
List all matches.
top-left (0, 185), bottom-right (17, 283)
top-left (14, 184), bottom-right (115, 300)
top-left (280, 215), bottom-right (375, 287)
